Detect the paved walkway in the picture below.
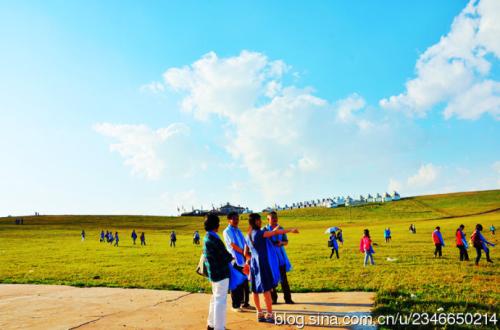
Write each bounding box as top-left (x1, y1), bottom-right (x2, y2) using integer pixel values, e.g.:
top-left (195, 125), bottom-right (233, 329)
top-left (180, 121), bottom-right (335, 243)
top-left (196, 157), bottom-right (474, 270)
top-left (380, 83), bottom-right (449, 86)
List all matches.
top-left (0, 284), bottom-right (375, 329)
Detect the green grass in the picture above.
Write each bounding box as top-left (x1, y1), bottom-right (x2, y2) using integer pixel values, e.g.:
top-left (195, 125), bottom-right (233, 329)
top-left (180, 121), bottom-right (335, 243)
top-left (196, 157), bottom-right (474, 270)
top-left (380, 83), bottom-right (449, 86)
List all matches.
top-left (1, 190), bottom-right (499, 328)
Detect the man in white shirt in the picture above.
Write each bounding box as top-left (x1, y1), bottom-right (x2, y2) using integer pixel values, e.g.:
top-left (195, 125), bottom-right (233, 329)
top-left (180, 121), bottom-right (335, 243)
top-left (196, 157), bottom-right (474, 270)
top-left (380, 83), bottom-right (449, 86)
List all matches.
top-left (223, 211), bottom-right (251, 312)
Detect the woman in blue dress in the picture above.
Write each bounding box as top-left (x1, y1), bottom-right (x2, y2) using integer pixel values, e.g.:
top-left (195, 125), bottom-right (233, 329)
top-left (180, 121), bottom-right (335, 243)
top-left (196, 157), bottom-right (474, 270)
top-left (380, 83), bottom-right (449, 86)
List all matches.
top-left (244, 213), bottom-right (299, 323)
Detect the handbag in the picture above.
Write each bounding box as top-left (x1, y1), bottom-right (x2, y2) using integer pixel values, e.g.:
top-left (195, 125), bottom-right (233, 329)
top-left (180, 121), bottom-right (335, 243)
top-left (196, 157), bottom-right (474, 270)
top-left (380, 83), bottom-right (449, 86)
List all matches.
top-left (195, 253), bottom-right (208, 277)
top-left (328, 240), bottom-right (333, 248)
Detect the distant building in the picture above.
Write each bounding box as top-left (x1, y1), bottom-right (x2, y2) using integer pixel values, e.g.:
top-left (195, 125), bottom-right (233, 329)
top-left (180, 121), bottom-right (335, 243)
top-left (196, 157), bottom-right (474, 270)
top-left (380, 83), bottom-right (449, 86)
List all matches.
top-left (366, 194), bottom-right (374, 203)
top-left (383, 192), bottom-right (392, 202)
top-left (391, 191), bottom-right (401, 201)
top-left (219, 203), bottom-right (246, 215)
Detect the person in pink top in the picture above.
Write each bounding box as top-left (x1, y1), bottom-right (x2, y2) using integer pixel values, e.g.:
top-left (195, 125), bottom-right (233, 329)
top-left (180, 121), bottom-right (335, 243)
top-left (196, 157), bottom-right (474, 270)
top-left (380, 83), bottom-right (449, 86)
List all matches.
top-left (360, 229), bottom-right (375, 266)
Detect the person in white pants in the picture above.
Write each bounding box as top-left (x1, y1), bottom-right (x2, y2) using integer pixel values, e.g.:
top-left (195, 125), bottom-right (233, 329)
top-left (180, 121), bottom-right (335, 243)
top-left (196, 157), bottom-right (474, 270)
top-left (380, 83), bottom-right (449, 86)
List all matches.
top-left (203, 214), bottom-right (234, 330)
top-left (207, 278), bottom-right (229, 330)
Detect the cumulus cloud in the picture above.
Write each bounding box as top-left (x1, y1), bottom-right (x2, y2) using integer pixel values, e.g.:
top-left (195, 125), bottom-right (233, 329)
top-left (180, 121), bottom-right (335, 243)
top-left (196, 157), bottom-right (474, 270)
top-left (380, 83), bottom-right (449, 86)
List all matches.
top-left (94, 122), bottom-right (190, 179)
top-left (407, 163), bottom-right (440, 187)
top-left (155, 50), bottom-right (378, 201)
top-left (380, 0), bottom-right (500, 120)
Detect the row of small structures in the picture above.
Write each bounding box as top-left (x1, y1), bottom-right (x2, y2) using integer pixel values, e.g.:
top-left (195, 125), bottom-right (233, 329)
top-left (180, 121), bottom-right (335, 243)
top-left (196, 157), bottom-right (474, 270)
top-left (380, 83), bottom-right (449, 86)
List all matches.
top-left (181, 191), bottom-right (402, 216)
top-left (265, 191), bottom-right (401, 211)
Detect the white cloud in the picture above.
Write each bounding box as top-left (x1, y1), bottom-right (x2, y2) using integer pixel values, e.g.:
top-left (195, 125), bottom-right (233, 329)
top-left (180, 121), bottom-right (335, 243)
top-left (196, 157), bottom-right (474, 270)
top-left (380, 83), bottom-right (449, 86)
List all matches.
top-left (94, 122), bottom-right (190, 180)
top-left (407, 163), bottom-right (440, 187)
top-left (140, 81), bottom-right (165, 94)
top-left (157, 50), bottom-right (377, 202)
top-left (380, 0), bottom-right (500, 120)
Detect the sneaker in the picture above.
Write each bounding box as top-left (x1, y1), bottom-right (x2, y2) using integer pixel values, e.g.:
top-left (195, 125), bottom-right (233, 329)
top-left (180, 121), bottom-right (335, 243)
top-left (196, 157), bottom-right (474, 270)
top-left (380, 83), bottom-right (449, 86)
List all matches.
top-left (284, 300), bottom-right (295, 304)
top-left (231, 307), bottom-right (243, 312)
top-left (257, 312), bottom-right (266, 322)
top-left (265, 312), bottom-right (275, 323)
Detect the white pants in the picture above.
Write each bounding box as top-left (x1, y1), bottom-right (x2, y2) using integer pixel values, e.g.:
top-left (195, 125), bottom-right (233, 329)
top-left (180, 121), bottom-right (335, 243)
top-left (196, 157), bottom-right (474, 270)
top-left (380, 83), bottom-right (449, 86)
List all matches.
top-left (207, 278), bottom-right (229, 330)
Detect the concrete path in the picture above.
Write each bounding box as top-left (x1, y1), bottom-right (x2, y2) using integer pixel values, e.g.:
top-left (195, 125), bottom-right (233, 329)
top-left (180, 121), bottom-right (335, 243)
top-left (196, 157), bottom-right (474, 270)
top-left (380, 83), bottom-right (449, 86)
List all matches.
top-left (0, 284), bottom-right (375, 329)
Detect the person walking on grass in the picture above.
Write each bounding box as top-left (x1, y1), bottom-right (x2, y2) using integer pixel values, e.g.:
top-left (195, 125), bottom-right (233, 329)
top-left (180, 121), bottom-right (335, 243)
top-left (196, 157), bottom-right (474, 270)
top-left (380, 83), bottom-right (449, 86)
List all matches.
top-left (203, 214), bottom-right (233, 330)
top-left (170, 231), bottom-right (177, 247)
top-left (140, 232), bottom-right (146, 246)
top-left (384, 227), bottom-right (391, 243)
top-left (114, 232), bottom-right (119, 247)
top-left (193, 231), bottom-right (200, 245)
top-left (360, 229), bottom-right (375, 266)
top-left (456, 224), bottom-right (469, 261)
top-left (100, 230), bottom-right (105, 243)
top-left (244, 213), bottom-right (299, 323)
top-left (471, 224), bottom-right (495, 266)
top-left (81, 230), bottom-right (85, 241)
top-left (329, 232), bottom-right (340, 259)
top-left (490, 225), bottom-right (496, 236)
top-left (432, 226), bottom-right (445, 258)
top-left (131, 230), bottom-right (138, 245)
top-left (223, 212), bottom-right (251, 312)
top-left (265, 211), bottom-right (295, 305)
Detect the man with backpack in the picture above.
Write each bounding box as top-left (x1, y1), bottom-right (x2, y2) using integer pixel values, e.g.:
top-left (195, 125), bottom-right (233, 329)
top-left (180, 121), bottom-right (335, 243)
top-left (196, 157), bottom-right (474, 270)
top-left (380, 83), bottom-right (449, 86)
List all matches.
top-left (432, 226), bottom-right (445, 258)
top-left (471, 224), bottom-right (495, 265)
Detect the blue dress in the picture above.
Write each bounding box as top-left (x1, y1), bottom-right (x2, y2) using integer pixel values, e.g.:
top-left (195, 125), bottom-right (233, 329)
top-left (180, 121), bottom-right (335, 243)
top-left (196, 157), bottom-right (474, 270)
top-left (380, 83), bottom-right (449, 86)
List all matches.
top-left (246, 229), bottom-right (280, 293)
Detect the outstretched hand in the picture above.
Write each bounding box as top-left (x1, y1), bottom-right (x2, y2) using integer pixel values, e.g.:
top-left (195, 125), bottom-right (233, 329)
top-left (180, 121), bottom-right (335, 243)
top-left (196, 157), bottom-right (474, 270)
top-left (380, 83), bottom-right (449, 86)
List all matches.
top-left (290, 228), bottom-right (299, 234)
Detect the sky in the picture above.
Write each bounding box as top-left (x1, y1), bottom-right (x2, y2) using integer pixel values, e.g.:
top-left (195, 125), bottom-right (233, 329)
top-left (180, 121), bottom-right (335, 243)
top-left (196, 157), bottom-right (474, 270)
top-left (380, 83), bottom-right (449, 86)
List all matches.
top-left (1, 0), bottom-right (499, 216)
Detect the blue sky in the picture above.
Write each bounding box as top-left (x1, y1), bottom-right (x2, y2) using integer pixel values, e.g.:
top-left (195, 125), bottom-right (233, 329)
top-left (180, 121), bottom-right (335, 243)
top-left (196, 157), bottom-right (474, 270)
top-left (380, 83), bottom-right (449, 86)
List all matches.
top-left (1, 0), bottom-right (499, 215)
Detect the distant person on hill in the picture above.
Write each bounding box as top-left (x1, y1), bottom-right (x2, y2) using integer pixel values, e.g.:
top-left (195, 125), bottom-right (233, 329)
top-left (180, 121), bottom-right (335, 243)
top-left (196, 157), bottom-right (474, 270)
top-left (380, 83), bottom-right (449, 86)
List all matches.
top-left (432, 226), bottom-right (445, 258)
top-left (329, 232), bottom-right (340, 259)
top-left (456, 224), bottom-right (469, 261)
top-left (244, 213), bottom-right (299, 323)
top-left (223, 211), bottom-right (251, 312)
top-left (114, 232), bottom-right (119, 246)
top-left (81, 230), bottom-right (85, 241)
top-left (105, 231), bottom-right (110, 243)
top-left (265, 211), bottom-right (294, 305)
top-left (203, 213), bottom-right (234, 330)
top-left (170, 231), bottom-right (177, 247)
top-left (193, 231), bottom-right (200, 245)
top-left (360, 229), bottom-right (375, 266)
top-left (409, 224), bottom-right (416, 234)
top-left (100, 230), bottom-right (105, 242)
top-left (140, 232), bottom-right (146, 245)
top-left (471, 224), bottom-right (495, 265)
top-left (108, 231), bottom-right (114, 244)
top-left (384, 228), bottom-right (392, 243)
top-left (490, 225), bottom-right (496, 236)
top-left (131, 230), bottom-right (138, 245)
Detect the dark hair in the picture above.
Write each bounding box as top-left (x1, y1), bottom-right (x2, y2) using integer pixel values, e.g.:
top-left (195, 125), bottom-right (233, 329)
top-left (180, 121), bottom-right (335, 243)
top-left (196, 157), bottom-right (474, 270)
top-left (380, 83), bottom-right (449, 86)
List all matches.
top-left (204, 214), bottom-right (220, 232)
top-left (248, 213), bottom-right (261, 230)
top-left (476, 224), bottom-right (483, 231)
top-left (363, 229), bottom-right (370, 237)
top-left (436, 226), bottom-right (440, 230)
top-left (227, 211), bottom-right (239, 220)
top-left (268, 211), bottom-right (277, 217)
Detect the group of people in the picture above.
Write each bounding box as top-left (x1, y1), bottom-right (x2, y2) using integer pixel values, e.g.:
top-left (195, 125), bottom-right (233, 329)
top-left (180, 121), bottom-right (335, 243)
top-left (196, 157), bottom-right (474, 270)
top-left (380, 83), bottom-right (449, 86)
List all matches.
top-left (131, 230), bottom-right (147, 245)
top-left (433, 224), bottom-right (495, 265)
top-left (99, 230), bottom-right (120, 246)
top-left (203, 211), bottom-right (299, 329)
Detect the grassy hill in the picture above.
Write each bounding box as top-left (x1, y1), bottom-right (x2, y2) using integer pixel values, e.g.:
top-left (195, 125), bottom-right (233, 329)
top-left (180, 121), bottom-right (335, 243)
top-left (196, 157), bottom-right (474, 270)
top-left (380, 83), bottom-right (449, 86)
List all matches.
top-left (1, 190), bottom-right (499, 328)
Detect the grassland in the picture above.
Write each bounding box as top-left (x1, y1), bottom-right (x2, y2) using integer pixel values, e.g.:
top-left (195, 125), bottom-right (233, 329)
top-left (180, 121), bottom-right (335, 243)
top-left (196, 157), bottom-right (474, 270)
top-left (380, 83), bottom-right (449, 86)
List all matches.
top-left (1, 190), bottom-right (499, 328)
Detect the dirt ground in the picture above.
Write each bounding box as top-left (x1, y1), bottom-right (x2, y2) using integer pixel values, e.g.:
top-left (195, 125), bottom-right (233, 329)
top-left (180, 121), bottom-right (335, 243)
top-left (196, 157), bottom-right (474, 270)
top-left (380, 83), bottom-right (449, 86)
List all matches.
top-left (0, 284), bottom-right (375, 329)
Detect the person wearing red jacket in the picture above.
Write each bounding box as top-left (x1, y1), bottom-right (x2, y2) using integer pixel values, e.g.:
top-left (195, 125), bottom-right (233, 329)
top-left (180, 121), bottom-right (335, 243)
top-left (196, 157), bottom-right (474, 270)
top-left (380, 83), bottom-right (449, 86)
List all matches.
top-left (455, 224), bottom-right (469, 261)
top-left (432, 226), bottom-right (445, 258)
top-left (360, 229), bottom-right (375, 266)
